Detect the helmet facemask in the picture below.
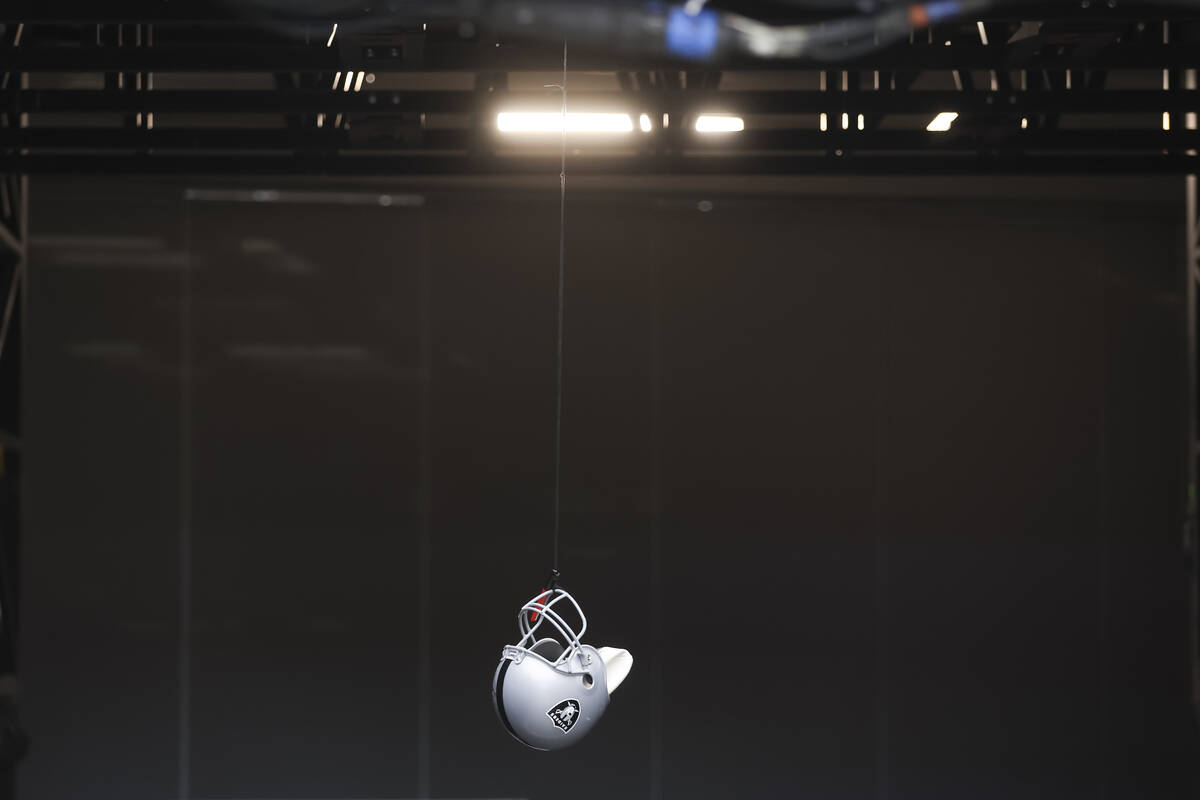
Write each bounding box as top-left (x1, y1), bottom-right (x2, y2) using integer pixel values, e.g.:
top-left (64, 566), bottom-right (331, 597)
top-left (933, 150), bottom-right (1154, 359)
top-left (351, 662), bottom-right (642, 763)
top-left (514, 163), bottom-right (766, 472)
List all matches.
top-left (507, 588), bottom-right (588, 670)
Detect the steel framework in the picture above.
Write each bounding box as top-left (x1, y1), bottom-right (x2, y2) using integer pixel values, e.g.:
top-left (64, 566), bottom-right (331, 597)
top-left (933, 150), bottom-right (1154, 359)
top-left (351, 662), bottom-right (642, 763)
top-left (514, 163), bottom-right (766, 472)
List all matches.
top-left (0, 4), bottom-right (1197, 175)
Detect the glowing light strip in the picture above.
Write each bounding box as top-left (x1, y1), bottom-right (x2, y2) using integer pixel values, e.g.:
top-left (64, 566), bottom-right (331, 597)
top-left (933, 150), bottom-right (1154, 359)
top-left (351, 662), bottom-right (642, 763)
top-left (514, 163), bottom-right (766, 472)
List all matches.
top-left (497, 112), bottom-right (634, 133)
top-left (695, 115), bottom-right (744, 133)
top-left (926, 112), bottom-right (959, 132)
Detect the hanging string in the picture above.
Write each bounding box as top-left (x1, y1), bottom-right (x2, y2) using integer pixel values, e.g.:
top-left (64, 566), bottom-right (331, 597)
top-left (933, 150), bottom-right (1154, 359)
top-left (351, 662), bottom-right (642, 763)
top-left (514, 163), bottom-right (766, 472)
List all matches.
top-left (550, 41), bottom-right (567, 575)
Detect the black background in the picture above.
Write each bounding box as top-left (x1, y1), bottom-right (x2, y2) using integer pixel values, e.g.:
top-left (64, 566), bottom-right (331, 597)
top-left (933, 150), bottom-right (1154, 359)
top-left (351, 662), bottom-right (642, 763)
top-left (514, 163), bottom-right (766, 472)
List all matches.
top-left (17, 175), bottom-right (1200, 798)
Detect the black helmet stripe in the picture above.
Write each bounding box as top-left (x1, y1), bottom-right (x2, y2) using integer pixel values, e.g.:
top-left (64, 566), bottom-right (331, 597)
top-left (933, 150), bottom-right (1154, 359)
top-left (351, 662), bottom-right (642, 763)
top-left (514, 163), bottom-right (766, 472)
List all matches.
top-left (493, 659), bottom-right (525, 744)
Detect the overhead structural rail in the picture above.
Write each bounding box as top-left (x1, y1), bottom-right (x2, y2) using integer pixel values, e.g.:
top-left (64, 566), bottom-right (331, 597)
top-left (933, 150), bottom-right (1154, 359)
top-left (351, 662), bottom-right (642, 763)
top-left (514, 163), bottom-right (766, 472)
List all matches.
top-left (0, 6), bottom-right (1198, 175)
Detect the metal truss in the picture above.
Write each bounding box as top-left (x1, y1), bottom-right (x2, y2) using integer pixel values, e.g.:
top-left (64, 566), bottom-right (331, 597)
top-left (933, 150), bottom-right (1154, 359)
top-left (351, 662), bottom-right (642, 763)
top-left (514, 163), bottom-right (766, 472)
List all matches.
top-left (0, 12), bottom-right (24, 691)
top-left (1189, 169), bottom-right (1200, 730)
top-left (0, 170), bottom-right (21, 687)
top-left (0, 5), bottom-right (1198, 175)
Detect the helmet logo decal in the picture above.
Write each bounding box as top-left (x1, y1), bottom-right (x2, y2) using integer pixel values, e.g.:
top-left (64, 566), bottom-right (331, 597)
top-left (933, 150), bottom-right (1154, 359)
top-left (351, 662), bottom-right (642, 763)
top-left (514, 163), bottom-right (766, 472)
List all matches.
top-left (546, 699), bottom-right (581, 733)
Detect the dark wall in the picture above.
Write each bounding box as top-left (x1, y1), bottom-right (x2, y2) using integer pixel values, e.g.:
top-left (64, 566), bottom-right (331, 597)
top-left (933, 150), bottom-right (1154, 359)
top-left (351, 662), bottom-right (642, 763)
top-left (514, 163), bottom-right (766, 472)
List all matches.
top-left (18, 176), bottom-right (1199, 799)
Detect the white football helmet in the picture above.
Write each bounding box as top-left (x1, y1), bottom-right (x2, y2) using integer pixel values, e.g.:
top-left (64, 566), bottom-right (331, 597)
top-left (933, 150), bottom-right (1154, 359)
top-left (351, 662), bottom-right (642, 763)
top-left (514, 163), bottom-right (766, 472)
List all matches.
top-left (492, 585), bottom-right (632, 751)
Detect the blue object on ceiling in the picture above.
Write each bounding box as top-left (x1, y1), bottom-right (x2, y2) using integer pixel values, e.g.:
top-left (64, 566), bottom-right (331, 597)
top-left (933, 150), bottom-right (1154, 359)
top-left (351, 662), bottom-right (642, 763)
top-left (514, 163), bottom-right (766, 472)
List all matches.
top-left (665, 6), bottom-right (719, 60)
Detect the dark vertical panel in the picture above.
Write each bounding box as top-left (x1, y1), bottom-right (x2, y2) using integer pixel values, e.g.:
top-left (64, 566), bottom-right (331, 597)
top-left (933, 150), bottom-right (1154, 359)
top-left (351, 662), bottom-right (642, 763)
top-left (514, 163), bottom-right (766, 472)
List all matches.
top-left (416, 201), bottom-right (433, 800)
top-left (657, 197), bottom-right (880, 799)
top-left (648, 200), bottom-right (665, 800)
top-left (184, 193), bottom-right (424, 798)
top-left (1102, 221), bottom-right (1196, 799)
top-left (21, 179), bottom-right (183, 799)
top-left (884, 202), bottom-right (1108, 799)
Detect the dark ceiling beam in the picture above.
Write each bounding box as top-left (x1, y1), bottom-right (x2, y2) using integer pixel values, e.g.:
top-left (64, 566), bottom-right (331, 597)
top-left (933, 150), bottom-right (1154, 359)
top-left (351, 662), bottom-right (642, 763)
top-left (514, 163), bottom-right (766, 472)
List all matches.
top-left (3, 43), bottom-right (1200, 72)
top-left (2, 152), bottom-right (1195, 175)
top-left (18, 88), bottom-right (1199, 115)
top-left (0, 0), bottom-right (473, 23)
top-left (4, 127), bottom-right (1198, 151)
top-left (3, 1), bottom-right (1200, 23)
top-left (4, 7), bottom-right (1196, 175)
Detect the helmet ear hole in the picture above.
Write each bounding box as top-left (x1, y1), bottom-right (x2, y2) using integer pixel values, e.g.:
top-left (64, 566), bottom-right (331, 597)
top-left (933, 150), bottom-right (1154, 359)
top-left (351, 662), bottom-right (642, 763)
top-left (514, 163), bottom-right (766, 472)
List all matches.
top-left (582, 673), bottom-right (594, 689)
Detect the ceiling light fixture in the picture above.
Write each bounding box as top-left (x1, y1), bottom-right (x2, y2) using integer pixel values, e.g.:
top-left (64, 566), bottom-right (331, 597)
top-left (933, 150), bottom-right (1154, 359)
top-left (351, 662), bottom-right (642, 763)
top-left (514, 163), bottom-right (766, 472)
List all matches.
top-left (695, 115), bottom-right (744, 133)
top-left (976, 21), bottom-right (989, 46)
top-left (926, 112), bottom-right (959, 132)
top-left (497, 112), bottom-right (634, 133)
